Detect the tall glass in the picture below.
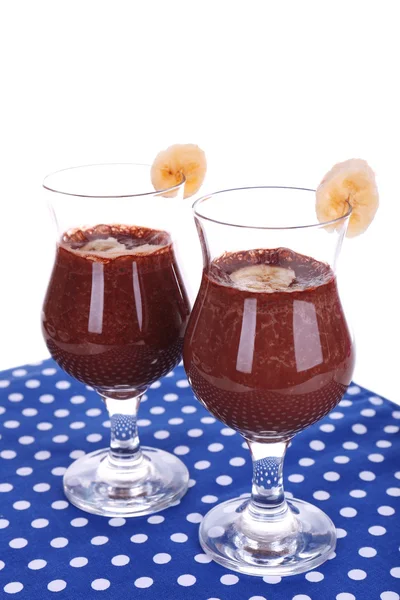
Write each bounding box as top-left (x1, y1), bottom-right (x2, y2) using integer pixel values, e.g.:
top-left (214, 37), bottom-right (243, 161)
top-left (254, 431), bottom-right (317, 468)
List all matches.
top-left (42, 164), bottom-right (190, 517)
top-left (183, 187), bottom-right (355, 575)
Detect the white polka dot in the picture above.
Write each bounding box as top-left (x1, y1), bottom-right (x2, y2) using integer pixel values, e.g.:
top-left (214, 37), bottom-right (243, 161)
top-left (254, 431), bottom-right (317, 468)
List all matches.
top-left (0, 519), bottom-right (10, 528)
top-left (35, 451), bottom-right (51, 460)
top-left (299, 458), bottom-right (315, 467)
top-left (359, 546), bottom-right (377, 557)
top-left (352, 423), bottom-right (367, 434)
top-left (340, 507), bottom-right (357, 517)
top-left (71, 517), bottom-right (88, 527)
top-left (91, 579), bottom-right (110, 591)
top-left (368, 453), bottom-right (385, 463)
top-left (9, 538), bottom-right (28, 549)
top-left (177, 574), bottom-right (196, 587)
top-left (18, 435), bottom-right (35, 446)
top-left (70, 450), bottom-right (85, 459)
top-left (55, 380), bottom-right (71, 390)
top-left (16, 467), bottom-right (32, 476)
top-left (369, 525), bottom-right (386, 536)
top-left (171, 533), bottom-right (188, 543)
top-left (0, 379), bottom-right (10, 388)
top-left (50, 537), bottom-right (68, 548)
top-left (102, 420), bottom-right (110, 428)
top-left (150, 380), bottom-right (161, 389)
top-left (168, 417), bottom-right (184, 425)
top-left (361, 408), bottom-right (376, 417)
top-left (130, 534), bottom-right (148, 543)
top-left (86, 408), bottom-right (101, 417)
top-left (48, 579), bottom-right (67, 592)
top-left (42, 368), bottom-right (56, 375)
top-left (4, 582), bottom-right (23, 594)
top-left (51, 467), bottom-right (67, 476)
top-left (91, 536), bottom-right (108, 545)
top-left (313, 490), bottom-right (330, 500)
top-left (262, 576), bottom-right (282, 583)
top-left (108, 517), bottom-right (125, 527)
top-left (221, 427), bottom-right (236, 436)
top-left (391, 567), bottom-right (400, 578)
top-left (194, 460), bottom-right (210, 470)
top-left (208, 443), bottom-right (224, 452)
top-left (25, 379), bottom-right (40, 388)
top-left (176, 379), bottom-right (189, 388)
top-left (359, 471), bottom-right (376, 481)
top-left (137, 419), bottom-right (151, 427)
top-left (174, 445), bottom-right (190, 455)
top-left (39, 394), bottom-right (54, 404)
top-left (12, 369), bottom-right (27, 377)
top-left (387, 488), bottom-right (400, 497)
top-left (336, 528), bottom-right (347, 538)
top-left (347, 385), bottom-right (360, 395)
top-left (330, 412), bottom-right (344, 420)
top-left (0, 560), bottom-right (4, 569)
top-left (378, 505), bottom-right (395, 516)
top-left (152, 552), bottom-right (171, 564)
top-left (381, 593), bottom-right (400, 600)
top-left (334, 455), bottom-right (350, 464)
top-left (70, 557), bottom-right (88, 567)
top-left (150, 406), bottom-right (165, 415)
top-left (336, 595), bottom-right (355, 600)
top-left (37, 422), bottom-right (53, 431)
top-left (186, 512), bottom-right (203, 523)
top-left (393, 411), bottom-right (400, 419)
top-left (4, 420), bottom-right (20, 429)
top-left (181, 405), bottom-right (196, 414)
top-left (348, 569), bottom-right (367, 580)
top-left (310, 440), bottom-right (325, 451)
top-left (22, 408), bottom-right (37, 416)
top-left (147, 515), bottom-right (164, 524)
top-left (201, 416), bottom-right (216, 424)
top-left (343, 441), bottom-right (358, 450)
top-left (0, 483), bottom-right (13, 492)
top-left (108, 552), bottom-right (129, 567)
top-left (13, 500), bottom-right (30, 510)
top-left (8, 393), bottom-right (23, 402)
top-left (201, 495), bottom-right (218, 504)
top-left (134, 577), bottom-right (153, 588)
top-left (288, 474), bottom-right (304, 483)
top-left (194, 553), bottom-right (212, 563)
top-left (31, 519), bottom-right (49, 529)
top-left (249, 597), bottom-right (268, 600)
top-left (350, 489), bottom-right (367, 498)
top-left (86, 433), bottom-right (102, 443)
top-left (54, 409), bottom-right (69, 418)
top-left (324, 471), bottom-right (340, 482)
top-left (28, 559), bottom-right (47, 570)
top-left (369, 395), bottom-right (384, 405)
top-left (208, 526), bottom-right (225, 538)
top-left (52, 500), bottom-right (69, 510)
top-left (163, 393), bottom-right (178, 402)
top-left (221, 574), bottom-right (239, 585)
top-left (188, 428), bottom-right (203, 437)
top-left (230, 457), bottom-right (246, 467)
top-left (70, 395), bottom-right (86, 404)
top-left (293, 596), bottom-right (312, 600)
top-left (188, 479), bottom-right (196, 487)
top-left (305, 571), bottom-right (324, 582)
top-left (377, 440), bottom-right (392, 448)
top-left (154, 430), bottom-right (170, 439)
top-left (1, 450), bottom-right (16, 459)
top-left (384, 425), bottom-right (400, 434)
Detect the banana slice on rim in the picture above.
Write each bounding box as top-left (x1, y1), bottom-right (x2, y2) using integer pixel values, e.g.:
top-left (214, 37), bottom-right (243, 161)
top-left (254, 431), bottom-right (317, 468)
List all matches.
top-left (151, 143), bottom-right (207, 198)
top-left (316, 158), bottom-right (379, 237)
top-left (230, 264), bottom-right (295, 292)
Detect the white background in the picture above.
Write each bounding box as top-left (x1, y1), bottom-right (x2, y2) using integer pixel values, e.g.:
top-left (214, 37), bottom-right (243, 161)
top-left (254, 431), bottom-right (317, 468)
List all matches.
top-left (1, 1), bottom-right (399, 404)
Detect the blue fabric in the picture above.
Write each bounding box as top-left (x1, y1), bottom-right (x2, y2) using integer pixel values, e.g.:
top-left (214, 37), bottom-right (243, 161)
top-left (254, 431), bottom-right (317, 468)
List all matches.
top-left (0, 359), bottom-right (399, 599)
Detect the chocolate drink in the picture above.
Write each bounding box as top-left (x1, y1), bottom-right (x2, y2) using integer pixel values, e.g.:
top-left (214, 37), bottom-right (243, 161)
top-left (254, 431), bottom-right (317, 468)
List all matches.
top-left (184, 248), bottom-right (354, 441)
top-left (42, 224), bottom-right (190, 390)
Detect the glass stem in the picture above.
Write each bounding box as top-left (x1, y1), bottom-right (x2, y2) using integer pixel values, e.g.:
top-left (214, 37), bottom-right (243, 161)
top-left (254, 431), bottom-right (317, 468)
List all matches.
top-left (101, 392), bottom-right (144, 470)
top-left (246, 439), bottom-right (291, 521)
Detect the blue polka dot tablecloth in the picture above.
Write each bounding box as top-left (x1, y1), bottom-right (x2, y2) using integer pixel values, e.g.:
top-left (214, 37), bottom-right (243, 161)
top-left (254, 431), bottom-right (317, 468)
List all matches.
top-left (1, 359), bottom-right (400, 600)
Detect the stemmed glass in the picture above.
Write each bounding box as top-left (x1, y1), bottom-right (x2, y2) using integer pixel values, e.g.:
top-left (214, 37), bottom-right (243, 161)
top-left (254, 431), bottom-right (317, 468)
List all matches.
top-left (42, 164), bottom-right (190, 517)
top-left (183, 187), bottom-right (355, 575)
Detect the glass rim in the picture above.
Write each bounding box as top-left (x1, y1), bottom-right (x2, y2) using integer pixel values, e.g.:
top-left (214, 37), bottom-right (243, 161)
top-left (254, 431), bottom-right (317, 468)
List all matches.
top-left (193, 185), bottom-right (352, 231)
top-left (42, 163), bottom-right (186, 199)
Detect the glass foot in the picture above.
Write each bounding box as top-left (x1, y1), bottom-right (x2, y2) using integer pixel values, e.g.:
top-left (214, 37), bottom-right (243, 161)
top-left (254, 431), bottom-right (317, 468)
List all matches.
top-left (199, 496), bottom-right (336, 576)
top-left (63, 446), bottom-right (189, 517)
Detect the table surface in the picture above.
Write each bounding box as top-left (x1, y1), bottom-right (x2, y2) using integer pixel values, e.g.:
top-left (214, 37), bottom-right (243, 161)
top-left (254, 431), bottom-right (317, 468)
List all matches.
top-left (0, 359), bottom-right (399, 600)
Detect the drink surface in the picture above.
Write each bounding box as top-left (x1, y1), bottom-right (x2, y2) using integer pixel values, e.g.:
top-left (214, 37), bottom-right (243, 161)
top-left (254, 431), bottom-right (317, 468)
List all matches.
top-left (42, 224), bottom-right (190, 390)
top-left (184, 247), bottom-right (354, 440)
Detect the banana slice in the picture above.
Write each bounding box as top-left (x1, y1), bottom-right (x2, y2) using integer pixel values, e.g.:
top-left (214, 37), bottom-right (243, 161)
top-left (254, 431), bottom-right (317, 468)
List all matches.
top-left (316, 159), bottom-right (379, 237)
top-left (151, 143), bottom-right (207, 198)
top-left (230, 264), bottom-right (295, 292)
top-left (80, 238), bottom-right (127, 253)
